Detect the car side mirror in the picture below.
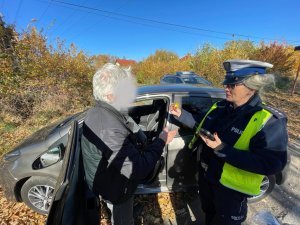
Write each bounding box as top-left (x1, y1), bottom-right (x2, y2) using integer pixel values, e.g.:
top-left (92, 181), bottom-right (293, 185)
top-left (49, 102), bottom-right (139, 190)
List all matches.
top-left (40, 146), bottom-right (61, 167)
top-left (33, 144), bottom-right (65, 169)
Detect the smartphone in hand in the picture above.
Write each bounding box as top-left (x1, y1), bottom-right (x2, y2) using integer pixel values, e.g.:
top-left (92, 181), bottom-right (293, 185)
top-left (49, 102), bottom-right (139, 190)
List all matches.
top-left (199, 128), bottom-right (215, 141)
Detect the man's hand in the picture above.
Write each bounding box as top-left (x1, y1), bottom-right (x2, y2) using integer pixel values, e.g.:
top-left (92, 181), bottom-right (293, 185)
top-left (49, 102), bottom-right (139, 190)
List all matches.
top-left (159, 128), bottom-right (178, 144)
top-left (169, 103), bottom-right (182, 118)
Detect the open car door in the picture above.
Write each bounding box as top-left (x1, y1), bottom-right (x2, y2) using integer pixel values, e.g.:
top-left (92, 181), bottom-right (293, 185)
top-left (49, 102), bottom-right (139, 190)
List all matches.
top-left (46, 121), bottom-right (99, 225)
top-left (128, 98), bottom-right (169, 187)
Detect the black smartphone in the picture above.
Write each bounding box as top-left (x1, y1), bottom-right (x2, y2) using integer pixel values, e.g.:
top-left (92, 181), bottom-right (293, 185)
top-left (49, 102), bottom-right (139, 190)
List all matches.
top-left (199, 128), bottom-right (215, 141)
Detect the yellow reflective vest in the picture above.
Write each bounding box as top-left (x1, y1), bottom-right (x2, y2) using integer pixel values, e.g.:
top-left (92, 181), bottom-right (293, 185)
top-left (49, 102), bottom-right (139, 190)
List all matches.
top-left (189, 103), bottom-right (273, 195)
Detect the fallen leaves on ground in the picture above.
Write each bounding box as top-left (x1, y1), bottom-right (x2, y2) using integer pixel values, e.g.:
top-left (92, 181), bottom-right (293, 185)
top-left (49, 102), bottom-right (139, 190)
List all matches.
top-left (0, 187), bottom-right (187, 225)
top-left (0, 187), bottom-right (46, 225)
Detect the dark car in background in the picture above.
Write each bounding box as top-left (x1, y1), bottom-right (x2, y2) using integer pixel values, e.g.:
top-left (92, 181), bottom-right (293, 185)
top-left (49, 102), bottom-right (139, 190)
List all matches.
top-left (0, 84), bottom-right (290, 214)
top-left (160, 71), bottom-right (213, 86)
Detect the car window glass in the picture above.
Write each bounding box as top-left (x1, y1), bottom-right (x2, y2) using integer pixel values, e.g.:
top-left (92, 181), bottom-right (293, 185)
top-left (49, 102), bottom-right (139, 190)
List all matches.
top-left (170, 77), bottom-right (177, 83)
top-left (174, 96), bottom-right (221, 136)
top-left (128, 98), bottom-right (168, 132)
top-left (182, 77), bottom-right (196, 84)
top-left (162, 77), bottom-right (169, 82)
top-left (175, 78), bottom-right (182, 83)
top-left (194, 77), bottom-right (211, 85)
top-left (194, 77), bottom-right (205, 84)
top-left (182, 97), bottom-right (215, 115)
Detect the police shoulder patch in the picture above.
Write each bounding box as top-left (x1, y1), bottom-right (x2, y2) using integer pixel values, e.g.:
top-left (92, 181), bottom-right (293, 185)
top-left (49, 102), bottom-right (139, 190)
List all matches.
top-left (262, 105), bottom-right (286, 119)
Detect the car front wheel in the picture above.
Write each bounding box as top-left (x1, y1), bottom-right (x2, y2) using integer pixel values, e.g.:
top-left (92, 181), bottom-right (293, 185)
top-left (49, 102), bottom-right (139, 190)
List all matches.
top-left (20, 176), bottom-right (56, 214)
top-left (248, 175), bottom-right (276, 203)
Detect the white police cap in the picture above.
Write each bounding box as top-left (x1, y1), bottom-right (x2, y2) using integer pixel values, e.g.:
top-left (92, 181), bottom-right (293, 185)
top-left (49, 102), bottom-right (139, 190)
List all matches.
top-left (222, 59), bottom-right (273, 85)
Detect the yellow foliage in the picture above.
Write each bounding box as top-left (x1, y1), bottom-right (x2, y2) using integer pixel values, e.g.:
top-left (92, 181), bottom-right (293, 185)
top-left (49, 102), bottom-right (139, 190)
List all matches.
top-left (132, 50), bottom-right (191, 84)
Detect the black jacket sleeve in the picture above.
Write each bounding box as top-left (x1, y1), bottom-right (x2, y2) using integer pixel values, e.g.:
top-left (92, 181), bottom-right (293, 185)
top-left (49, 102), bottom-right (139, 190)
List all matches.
top-left (100, 127), bottom-right (165, 180)
top-left (175, 109), bottom-right (199, 129)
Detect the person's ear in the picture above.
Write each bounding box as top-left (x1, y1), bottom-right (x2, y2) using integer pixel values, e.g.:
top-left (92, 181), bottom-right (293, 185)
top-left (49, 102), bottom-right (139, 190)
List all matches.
top-left (106, 93), bottom-right (115, 102)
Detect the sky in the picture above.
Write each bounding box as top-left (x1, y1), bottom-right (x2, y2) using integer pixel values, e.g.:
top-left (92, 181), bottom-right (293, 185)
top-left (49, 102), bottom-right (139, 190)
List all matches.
top-left (2, 0), bottom-right (300, 61)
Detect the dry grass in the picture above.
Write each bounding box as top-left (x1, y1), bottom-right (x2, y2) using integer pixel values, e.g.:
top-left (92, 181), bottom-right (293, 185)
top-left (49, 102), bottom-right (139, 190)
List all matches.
top-left (263, 91), bottom-right (300, 141)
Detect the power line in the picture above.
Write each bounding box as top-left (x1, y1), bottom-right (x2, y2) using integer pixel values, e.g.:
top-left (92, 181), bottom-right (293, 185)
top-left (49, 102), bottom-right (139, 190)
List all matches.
top-left (47, 0), bottom-right (300, 44)
top-left (55, 0), bottom-right (131, 37)
top-left (43, 0), bottom-right (243, 44)
top-left (52, 0), bottom-right (88, 36)
top-left (13, 0), bottom-right (23, 25)
top-left (37, 0), bottom-right (52, 24)
top-left (68, 11), bottom-right (233, 44)
top-left (51, 0), bottom-right (136, 43)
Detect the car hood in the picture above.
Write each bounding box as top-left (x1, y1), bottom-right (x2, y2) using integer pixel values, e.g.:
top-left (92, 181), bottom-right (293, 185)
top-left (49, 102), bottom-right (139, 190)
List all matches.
top-left (13, 112), bottom-right (85, 151)
top-left (13, 123), bottom-right (61, 151)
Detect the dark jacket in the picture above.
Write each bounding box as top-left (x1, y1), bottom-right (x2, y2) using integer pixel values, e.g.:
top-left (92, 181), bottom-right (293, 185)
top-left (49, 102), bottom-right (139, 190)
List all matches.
top-left (81, 101), bottom-right (165, 201)
top-left (177, 94), bottom-right (288, 186)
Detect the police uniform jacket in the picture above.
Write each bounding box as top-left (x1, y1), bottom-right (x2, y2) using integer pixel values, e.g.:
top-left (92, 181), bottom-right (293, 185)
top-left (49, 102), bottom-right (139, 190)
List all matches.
top-left (177, 93), bottom-right (288, 189)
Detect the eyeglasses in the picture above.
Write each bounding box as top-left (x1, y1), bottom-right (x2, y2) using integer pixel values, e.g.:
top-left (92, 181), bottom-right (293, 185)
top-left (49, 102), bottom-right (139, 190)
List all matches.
top-left (224, 83), bottom-right (244, 89)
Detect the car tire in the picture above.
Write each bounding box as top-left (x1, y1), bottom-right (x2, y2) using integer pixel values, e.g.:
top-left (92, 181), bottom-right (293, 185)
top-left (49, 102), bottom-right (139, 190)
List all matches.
top-left (20, 176), bottom-right (56, 214)
top-left (248, 175), bottom-right (276, 203)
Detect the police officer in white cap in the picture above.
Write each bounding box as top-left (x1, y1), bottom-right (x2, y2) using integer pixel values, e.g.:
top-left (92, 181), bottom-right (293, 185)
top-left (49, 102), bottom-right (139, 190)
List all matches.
top-left (170, 59), bottom-right (288, 225)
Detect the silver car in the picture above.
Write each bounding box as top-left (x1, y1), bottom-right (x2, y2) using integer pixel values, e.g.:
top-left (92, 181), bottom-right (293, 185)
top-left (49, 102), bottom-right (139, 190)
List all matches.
top-left (0, 84), bottom-right (289, 214)
top-left (160, 71), bottom-right (213, 86)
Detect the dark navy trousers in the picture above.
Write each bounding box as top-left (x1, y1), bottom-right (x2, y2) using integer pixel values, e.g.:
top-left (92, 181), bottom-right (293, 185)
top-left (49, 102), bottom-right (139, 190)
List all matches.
top-left (198, 171), bottom-right (248, 225)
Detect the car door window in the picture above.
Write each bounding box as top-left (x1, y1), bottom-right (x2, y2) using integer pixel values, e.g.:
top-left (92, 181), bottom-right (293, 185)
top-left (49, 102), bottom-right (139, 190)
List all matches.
top-left (174, 96), bottom-right (221, 136)
top-left (128, 97), bottom-right (169, 186)
top-left (128, 98), bottom-right (168, 140)
top-left (182, 96), bottom-right (213, 115)
top-left (175, 77), bottom-right (182, 83)
top-left (182, 77), bottom-right (195, 84)
top-left (168, 77), bottom-right (175, 83)
top-left (162, 77), bottom-right (169, 82)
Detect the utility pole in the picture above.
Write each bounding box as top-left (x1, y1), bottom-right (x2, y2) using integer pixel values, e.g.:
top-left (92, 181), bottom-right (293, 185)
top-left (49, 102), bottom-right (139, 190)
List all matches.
top-left (291, 46), bottom-right (300, 96)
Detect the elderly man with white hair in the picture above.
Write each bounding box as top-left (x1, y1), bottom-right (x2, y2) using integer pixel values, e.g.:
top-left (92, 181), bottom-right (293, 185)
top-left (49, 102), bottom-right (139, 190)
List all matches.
top-left (81, 63), bottom-right (177, 225)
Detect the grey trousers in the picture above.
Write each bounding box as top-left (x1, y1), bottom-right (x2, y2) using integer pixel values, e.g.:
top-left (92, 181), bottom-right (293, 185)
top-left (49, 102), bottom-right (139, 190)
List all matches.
top-left (106, 196), bottom-right (134, 225)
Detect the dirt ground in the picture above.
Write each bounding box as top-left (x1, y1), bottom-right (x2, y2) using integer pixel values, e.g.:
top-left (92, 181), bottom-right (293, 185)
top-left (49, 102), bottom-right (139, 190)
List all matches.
top-left (245, 151), bottom-right (300, 225)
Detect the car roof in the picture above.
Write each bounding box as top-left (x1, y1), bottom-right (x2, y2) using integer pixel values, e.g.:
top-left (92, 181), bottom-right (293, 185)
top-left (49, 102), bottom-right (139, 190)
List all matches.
top-left (162, 72), bottom-right (199, 77)
top-left (137, 84), bottom-right (225, 96)
top-left (161, 73), bottom-right (212, 83)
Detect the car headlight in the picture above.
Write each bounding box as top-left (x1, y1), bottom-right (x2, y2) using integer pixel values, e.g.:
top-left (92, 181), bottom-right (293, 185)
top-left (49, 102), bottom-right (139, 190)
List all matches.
top-left (3, 150), bottom-right (21, 161)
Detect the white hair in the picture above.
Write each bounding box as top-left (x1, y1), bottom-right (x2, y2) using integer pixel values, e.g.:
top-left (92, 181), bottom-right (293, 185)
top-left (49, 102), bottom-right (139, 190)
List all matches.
top-left (92, 63), bottom-right (133, 102)
top-left (243, 74), bottom-right (275, 91)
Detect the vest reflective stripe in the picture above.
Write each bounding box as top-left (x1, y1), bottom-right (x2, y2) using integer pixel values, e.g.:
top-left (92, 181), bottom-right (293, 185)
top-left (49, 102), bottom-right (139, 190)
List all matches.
top-left (188, 102), bottom-right (218, 149)
top-left (220, 108), bottom-right (272, 195)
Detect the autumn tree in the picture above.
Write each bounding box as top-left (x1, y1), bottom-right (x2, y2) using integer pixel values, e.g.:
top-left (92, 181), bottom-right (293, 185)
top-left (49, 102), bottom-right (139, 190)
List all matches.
top-left (254, 42), bottom-right (296, 91)
top-left (192, 43), bottom-right (223, 85)
top-left (91, 54), bottom-right (117, 69)
top-left (254, 42), bottom-right (295, 74)
top-left (132, 50), bottom-right (190, 84)
top-left (0, 17), bottom-right (19, 93)
top-left (0, 23), bottom-right (94, 122)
